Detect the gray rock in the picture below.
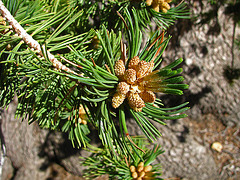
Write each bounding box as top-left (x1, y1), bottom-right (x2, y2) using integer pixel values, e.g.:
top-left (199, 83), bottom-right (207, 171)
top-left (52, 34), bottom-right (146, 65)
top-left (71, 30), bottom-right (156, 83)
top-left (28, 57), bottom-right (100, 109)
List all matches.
top-left (0, 98), bottom-right (85, 180)
top-left (163, 0), bottom-right (240, 126)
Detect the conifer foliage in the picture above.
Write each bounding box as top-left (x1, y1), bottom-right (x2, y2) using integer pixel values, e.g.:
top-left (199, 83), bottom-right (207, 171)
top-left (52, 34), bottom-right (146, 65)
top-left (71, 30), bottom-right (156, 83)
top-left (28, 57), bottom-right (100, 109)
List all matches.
top-left (0, 0), bottom-right (190, 178)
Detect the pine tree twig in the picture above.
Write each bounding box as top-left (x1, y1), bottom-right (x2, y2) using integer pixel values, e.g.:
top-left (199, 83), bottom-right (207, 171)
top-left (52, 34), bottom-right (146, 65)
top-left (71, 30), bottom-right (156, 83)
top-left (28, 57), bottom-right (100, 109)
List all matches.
top-left (117, 11), bottom-right (128, 30)
top-left (120, 38), bottom-right (127, 65)
top-left (0, 0), bottom-right (77, 75)
top-left (176, 0), bottom-right (185, 8)
top-left (127, 135), bottom-right (145, 153)
top-left (105, 64), bottom-right (112, 74)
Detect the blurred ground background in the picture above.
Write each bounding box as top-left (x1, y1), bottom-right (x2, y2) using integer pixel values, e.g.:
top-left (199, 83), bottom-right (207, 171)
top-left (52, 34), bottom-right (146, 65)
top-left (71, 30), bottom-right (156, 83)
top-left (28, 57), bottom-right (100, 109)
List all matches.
top-left (0, 1), bottom-right (240, 179)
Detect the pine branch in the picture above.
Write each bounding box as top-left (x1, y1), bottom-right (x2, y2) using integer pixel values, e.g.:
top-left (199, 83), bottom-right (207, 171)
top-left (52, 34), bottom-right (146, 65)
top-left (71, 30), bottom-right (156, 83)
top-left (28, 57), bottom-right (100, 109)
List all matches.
top-left (0, 0), bottom-right (77, 75)
top-left (81, 138), bottom-right (164, 179)
top-left (0, 0), bottom-right (190, 161)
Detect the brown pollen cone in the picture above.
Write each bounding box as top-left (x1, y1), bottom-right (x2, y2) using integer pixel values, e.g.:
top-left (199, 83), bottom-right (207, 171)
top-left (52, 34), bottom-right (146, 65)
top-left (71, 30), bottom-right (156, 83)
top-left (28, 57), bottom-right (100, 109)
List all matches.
top-left (112, 92), bottom-right (126, 109)
top-left (139, 91), bottom-right (156, 103)
top-left (124, 69), bottom-right (137, 85)
top-left (112, 56), bottom-right (157, 111)
top-left (128, 56), bottom-right (140, 70)
top-left (127, 92), bottom-right (145, 109)
top-left (114, 59), bottom-right (125, 78)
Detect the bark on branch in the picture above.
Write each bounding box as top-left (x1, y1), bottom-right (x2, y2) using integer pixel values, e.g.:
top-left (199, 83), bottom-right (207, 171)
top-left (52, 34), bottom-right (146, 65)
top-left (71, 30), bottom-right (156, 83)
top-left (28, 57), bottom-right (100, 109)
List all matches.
top-left (0, 0), bottom-right (77, 75)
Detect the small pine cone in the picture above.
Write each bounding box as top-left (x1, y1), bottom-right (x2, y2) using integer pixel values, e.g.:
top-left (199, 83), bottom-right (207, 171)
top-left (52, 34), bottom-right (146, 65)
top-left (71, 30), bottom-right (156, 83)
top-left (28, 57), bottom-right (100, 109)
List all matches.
top-left (137, 61), bottom-right (150, 78)
top-left (137, 165), bottom-right (144, 172)
top-left (132, 172), bottom-right (138, 179)
top-left (0, 16), bottom-right (6, 25)
top-left (139, 91), bottom-right (156, 103)
top-left (127, 92), bottom-right (145, 110)
top-left (137, 60), bottom-right (155, 79)
top-left (112, 92), bottom-right (126, 109)
top-left (124, 69), bottom-right (137, 85)
top-left (145, 171), bottom-right (154, 178)
top-left (139, 171), bottom-right (145, 178)
top-left (91, 35), bottom-right (100, 49)
top-left (146, 0), bottom-right (153, 6)
top-left (0, 16), bottom-right (7, 35)
top-left (114, 59), bottom-right (125, 77)
top-left (162, 1), bottom-right (170, 9)
top-left (130, 165), bottom-right (136, 173)
top-left (144, 165), bottom-right (152, 172)
top-left (117, 82), bottom-right (130, 94)
top-left (152, 1), bottom-right (160, 12)
top-left (138, 162), bottom-right (144, 167)
top-left (160, 2), bottom-right (170, 11)
top-left (81, 119), bottom-right (87, 125)
top-left (161, 8), bottom-right (167, 13)
top-left (133, 107), bottom-right (143, 112)
top-left (153, 5), bottom-right (160, 12)
top-left (148, 60), bottom-right (154, 74)
top-left (78, 118), bottom-right (82, 124)
top-left (128, 56), bottom-right (140, 70)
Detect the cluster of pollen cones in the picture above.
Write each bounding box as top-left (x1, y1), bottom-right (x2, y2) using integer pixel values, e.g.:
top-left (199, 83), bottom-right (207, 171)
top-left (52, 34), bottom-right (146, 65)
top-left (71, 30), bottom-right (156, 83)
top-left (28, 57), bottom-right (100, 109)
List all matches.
top-left (112, 56), bottom-right (156, 112)
top-left (130, 162), bottom-right (154, 180)
top-left (146, 0), bottom-right (172, 13)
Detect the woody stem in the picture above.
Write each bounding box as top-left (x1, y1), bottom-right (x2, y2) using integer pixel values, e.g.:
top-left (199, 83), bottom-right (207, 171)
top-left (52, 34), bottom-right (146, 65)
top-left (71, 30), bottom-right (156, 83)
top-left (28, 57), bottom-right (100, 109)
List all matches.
top-left (0, 0), bottom-right (77, 75)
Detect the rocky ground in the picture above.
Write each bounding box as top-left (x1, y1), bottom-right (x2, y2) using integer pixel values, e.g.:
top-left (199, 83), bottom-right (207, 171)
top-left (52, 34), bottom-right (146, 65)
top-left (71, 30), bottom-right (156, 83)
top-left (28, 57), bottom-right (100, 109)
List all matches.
top-left (1, 0), bottom-right (240, 180)
top-left (155, 1), bottom-right (240, 179)
top-left (162, 0), bottom-right (240, 126)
